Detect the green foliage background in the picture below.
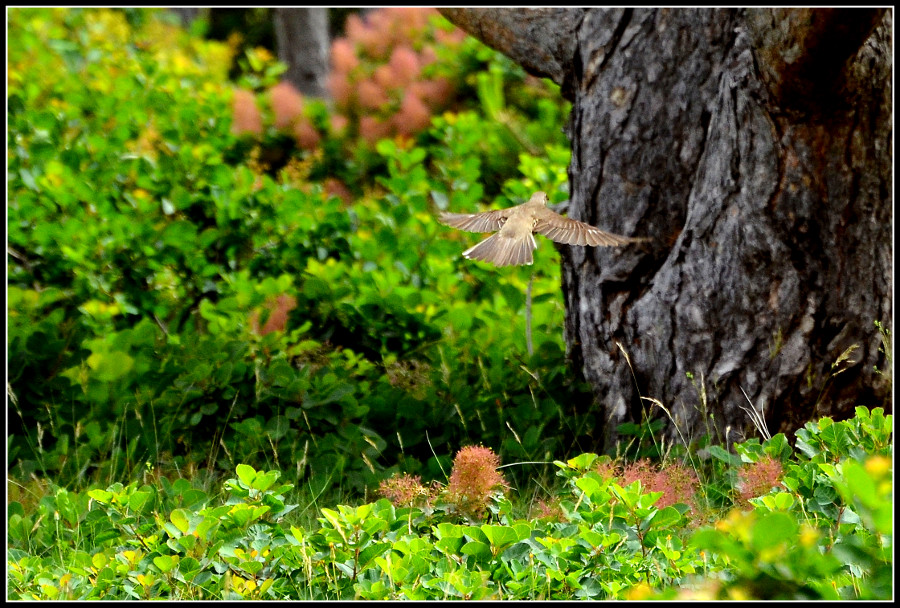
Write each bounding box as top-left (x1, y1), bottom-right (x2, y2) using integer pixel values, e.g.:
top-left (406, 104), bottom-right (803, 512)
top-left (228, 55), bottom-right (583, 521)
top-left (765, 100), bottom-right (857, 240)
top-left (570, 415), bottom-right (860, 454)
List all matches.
top-left (8, 7), bottom-right (588, 495)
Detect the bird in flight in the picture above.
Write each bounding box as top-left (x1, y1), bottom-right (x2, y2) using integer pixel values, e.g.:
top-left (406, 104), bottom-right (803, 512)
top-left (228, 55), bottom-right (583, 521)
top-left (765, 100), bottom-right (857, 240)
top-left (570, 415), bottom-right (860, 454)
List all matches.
top-left (438, 191), bottom-right (646, 267)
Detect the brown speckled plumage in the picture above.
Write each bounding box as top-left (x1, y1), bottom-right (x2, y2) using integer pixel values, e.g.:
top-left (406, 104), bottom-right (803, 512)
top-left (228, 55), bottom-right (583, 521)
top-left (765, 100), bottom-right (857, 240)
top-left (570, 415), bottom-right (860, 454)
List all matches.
top-left (438, 191), bottom-right (646, 267)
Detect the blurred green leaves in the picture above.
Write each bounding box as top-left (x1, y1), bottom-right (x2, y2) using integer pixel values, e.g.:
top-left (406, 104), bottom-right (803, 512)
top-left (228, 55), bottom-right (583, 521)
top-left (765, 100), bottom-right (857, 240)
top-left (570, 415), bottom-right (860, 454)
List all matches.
top-left (7, 8), bottom-right (585, 496)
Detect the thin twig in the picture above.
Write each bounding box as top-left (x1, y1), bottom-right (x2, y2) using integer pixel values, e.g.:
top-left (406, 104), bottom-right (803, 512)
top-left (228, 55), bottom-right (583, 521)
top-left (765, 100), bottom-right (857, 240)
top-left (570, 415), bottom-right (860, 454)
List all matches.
top-left (525, 272), bottom-right (534, 356)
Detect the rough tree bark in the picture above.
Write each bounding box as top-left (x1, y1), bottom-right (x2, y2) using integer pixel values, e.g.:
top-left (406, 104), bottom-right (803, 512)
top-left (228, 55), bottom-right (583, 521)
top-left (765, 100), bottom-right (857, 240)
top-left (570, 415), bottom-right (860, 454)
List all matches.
top-left (439, 8), bottom-right (892, 450)
top-left (273, 7), bottom-right (329, 98)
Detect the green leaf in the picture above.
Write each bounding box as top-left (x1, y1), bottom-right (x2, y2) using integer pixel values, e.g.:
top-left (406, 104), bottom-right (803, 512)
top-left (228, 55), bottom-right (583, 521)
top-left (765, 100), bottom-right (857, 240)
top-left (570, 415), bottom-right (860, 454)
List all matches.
top-left (177, 534), bottom-right (197, 552)
top-left (751, 512), bottom-right (796, 551)
top-left (88, 489), bottom-right (114, 504)
top-left (436, 536), bottom-right (465, 555)
top-left (235, 464), bottom-right (257, 487)
top-left (566, 453), bottom-right (599, 471)
top-left (320, 508), bottom-right (343, 532)
top-left (773, 492), bottom-right (795, 510)
top-left (8, 514), bottom-right (29, 543)
top-left (252, 470), bottom-right (279, 493)
top-left (357, 541), bottom-right (389, 570)
top-left (575, 476), bottom-right (601, 502)
top-left (706, 444), bottom-right (743, 466)
top-left (647, 506), bottom-right (682, 530)
top-left (127, 490), bottom-right (154, 513)
top-left (153, 555), bottom-right (176, 573)
top-left (86, 350), bottom-right (134, 382)
top-left (170, 509), bottom-right (190, 534)
top-left (842, 461), bottom-right (877, 508)
top-left (464, 526), bottom-right (488, 544)
top-left (480, 524), bottom-right (520, 549)
top-left (460, 540), bottom-right (491, 561)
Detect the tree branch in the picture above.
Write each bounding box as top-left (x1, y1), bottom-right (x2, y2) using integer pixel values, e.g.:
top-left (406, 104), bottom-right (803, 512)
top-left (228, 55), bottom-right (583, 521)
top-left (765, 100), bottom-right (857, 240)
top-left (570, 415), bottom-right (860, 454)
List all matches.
top-left (438, 8), bottom-right (585, 89)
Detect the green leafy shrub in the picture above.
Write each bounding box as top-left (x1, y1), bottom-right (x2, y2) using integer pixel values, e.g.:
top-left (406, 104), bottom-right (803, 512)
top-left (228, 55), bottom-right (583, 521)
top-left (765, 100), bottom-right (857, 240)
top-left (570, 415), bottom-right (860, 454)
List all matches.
top-left (7, 7), bottom-right (587, 498)
top-left (8, 409), bottom-right (892, 600)
top-left (681, 407), bottom-right (893, 600)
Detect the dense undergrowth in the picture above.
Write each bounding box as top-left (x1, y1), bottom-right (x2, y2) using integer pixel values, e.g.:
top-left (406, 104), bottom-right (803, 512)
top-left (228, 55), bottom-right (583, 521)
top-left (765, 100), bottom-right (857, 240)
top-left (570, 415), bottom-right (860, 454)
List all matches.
top-left (7, 8), bottom-right (893, 600)
top-left (8, 7), bottom-right (578, 496)
top-left (7, 409), bottom-right (893, 599)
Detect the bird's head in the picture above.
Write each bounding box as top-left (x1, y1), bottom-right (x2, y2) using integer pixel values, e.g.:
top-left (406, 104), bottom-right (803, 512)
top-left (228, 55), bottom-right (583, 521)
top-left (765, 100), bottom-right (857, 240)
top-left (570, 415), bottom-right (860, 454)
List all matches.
top-left (528, 191), bottom-right (550, 206)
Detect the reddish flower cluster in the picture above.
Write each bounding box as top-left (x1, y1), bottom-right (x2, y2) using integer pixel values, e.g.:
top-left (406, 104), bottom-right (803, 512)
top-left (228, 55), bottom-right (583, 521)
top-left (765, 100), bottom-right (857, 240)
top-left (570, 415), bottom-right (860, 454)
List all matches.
top-left (232, 81), bottom-right (323, 151)
top-left (532, 497), bottom-right (566, 522)
top-left (378, 473), bottom-right (431, 508)
top-left (268, 81), bottom-right (321, 150)
top-left (322, 177), bottom-right (353, 205)
top-left (231, 88), bottom-right (263, 136)
top-left (621, 459), bottom-right (655, 489)
top-left (343, 8), bottom-right (435, 60)
top-left (231, 8), bottom-right (466, 154)
top-left (446, 445), bottom-right (507, 518)
top-left (737, 455), bottom-right (784, 502)
top-left (328, 7), bottom-right (464, 143)
top-left (593, 459), bottom-right (618, 482)
top-left (249, 293), bottom-right (298, 335)
top-left (622, 459), bottom-right (700, 510)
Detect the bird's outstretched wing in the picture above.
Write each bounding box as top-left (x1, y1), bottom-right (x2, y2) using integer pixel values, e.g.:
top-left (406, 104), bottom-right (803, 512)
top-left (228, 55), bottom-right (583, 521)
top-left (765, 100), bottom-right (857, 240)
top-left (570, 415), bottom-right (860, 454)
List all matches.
top-left (438, 209), bottom-right (509, 233)
top-left (534, 210), bottom-right (644, 247)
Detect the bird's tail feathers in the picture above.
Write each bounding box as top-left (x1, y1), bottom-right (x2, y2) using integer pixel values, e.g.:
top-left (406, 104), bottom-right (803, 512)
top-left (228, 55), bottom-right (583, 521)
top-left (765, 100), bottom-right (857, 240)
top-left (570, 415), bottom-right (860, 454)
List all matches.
top-left (463, 233), bottom-right (536, 267)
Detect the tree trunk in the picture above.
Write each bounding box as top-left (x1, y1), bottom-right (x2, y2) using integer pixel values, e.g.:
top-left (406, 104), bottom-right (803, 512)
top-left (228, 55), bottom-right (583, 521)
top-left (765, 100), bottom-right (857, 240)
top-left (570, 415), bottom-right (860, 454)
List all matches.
top-left (273, 7), bottom-right (329, 98)
top-left (171, 7), bottom-right (202, 29)
top-left (439, 8), bottom-right (892, 450)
